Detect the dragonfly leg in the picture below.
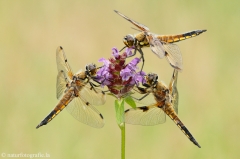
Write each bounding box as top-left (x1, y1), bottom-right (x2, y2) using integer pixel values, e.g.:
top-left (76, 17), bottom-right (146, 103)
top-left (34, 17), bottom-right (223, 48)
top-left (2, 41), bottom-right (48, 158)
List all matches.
top-left (119, 46), bottom-right (127, 52)
top-left (131, 92), bottom-right (150, 101)
top-left (96, 65), bottom-right (103, 69)
top-left (125, 47), bottom-right (137, 58)
top-left (125, 47), bottom-right (145, 74)
top-left (133, 86), bottom-right (148, 94)
top-left (90, 77), bottom-right (109, 94)
top-left (91, 76), bottom-right (109, 87)
top-left (91, 77), bottom-right (101, 85)
top-left (89, 82), bottom-right (99, 93)
top-left (136, 48), bottom-right (145, 74)
top-left (90, 81), bottom-right (101, 87)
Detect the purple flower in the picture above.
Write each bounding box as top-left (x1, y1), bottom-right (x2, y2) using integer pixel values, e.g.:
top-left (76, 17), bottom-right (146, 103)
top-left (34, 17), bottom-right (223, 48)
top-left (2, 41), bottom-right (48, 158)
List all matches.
top-left (125, 47), bottom-right (134, 57)
top-left (96, 47), bottom-right (145, 98)
top-left (120, 57), bottom-right (141, 83)
top-left (132, 72), bottom-right (146, 85)
top-left (120, 67), bottom-right (132, 81)
top-left (112, 47), bottom-right (119, 58)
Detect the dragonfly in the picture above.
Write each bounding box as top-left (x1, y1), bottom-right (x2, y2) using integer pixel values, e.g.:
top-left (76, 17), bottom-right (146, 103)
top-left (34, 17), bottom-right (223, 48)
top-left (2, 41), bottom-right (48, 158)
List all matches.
top-left (114, 10), bottom-right (206, 71)
top-left (125, 69), bottom-right (201, 148)
top-left (36, 46), bottom-right (106, 129)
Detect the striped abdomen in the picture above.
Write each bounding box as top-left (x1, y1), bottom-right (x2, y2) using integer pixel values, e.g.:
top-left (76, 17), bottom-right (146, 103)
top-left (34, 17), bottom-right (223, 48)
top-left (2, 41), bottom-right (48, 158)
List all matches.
top-left (157, 30), bottom-right (206, 43)
top-left (36, 89), bottom-right (74, 129)
top-left (163, 102), bottom-right (201, 148)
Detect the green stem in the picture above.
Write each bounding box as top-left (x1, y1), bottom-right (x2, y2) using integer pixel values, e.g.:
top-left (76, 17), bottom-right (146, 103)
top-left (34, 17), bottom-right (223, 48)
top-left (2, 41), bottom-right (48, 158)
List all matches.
top-left (121, 122), bottom-right (125, 159)
top-left (115, 99), bottom-right (126, 159)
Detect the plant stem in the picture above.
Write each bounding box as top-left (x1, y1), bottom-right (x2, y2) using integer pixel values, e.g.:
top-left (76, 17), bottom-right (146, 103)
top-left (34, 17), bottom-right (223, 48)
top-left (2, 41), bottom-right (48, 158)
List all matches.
top-left (115, 99), bottom-right (126, 159)
top-left (121, 122), bottom-right (125, 159)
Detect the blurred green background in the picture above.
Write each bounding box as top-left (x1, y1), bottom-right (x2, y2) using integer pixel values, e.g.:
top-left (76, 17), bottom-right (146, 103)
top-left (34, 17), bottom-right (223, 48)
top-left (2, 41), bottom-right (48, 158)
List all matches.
top-left (0, 0), bottom-right (239, 158)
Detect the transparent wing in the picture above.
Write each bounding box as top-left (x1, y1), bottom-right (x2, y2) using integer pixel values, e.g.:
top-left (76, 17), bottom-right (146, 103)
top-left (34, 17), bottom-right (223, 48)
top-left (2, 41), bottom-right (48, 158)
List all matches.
top-left (79, 85), bottom-right (106, 106)
top-left (169, 69), bottom-right (179, 114)
top-left (147, 34), bottom-right (165, 58)
top-left (66, 96), bottom-right (104, 128)
top-left (56, 46), bottom-right (74, 98)
top-left (163, 43), bottom-right (183, 71)
top-left (56, 71), bottom-right (69, 99)
top-left (56, 46), bottom-right (73, 79)
top-left (125, 105), bottom-right (166, 126)
top-left (114, 10), bottom-right (149, 31)
top-left (130, 88), bottom-right (156, 106)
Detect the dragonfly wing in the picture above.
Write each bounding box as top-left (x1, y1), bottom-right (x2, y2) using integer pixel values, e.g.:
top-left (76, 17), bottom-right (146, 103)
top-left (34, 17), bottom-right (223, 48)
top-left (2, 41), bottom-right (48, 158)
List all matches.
top-left (125, 105), bottom-right (166, 126)
top-left (114, 10), bottom-right (149, 31)
top-left (79, 85), bottom-right (106, 106)
top-left (56, 71), bottom-right (68, 99)
top-left (66, 96), bottom-right (104, 128)
top-left (163, 43), bottom-right (183, 71)
top-left (147, 34), bottom-right (165, 58)
top-left (56, 46), bottom-right (73, 79)
top-left (169, 69), bottom-right (179, 114)
top-left (56, 46), bottom-right (74, 98)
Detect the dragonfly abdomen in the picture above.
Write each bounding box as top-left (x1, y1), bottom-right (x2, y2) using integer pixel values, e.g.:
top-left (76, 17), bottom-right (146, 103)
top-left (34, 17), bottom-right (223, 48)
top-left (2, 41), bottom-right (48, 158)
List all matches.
top-left (173, 116), bottom-right (201, 148)
top-left (157, 30), bottom-right (207, 43)
top-left (164, 103), bottom-right (201, 148)
top-left (36, 109), bottom-right (59, 129)
top-left (36, 90), bottom-right (74, 129)
top-left (177, 123), bottom-right (201, 148)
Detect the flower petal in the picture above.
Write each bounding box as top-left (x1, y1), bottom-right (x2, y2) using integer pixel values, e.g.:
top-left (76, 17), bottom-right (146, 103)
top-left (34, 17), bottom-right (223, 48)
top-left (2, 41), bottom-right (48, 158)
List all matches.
top-left (134, 71), bottom-right (146, 85)
top-left (130, 58), bottom-right (140, 66)
top-left (112, 47), bottom-right (119, 58)
top-left (125, 47), bottom-right (133, 57)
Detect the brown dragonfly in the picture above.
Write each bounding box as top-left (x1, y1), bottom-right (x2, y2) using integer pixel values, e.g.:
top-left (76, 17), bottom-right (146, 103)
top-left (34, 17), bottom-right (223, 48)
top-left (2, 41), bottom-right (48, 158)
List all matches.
top-left (36, 46), bottom-right (106, 129)
top-left (114, 10), bottom-right (206, 71)
top-left (125, 70), bottom-right (201, 148)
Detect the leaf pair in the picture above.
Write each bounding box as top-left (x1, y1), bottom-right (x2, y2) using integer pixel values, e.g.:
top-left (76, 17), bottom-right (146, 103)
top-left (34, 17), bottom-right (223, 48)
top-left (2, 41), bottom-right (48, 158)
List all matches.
top-left (114, 96), bottom-right (136, 128)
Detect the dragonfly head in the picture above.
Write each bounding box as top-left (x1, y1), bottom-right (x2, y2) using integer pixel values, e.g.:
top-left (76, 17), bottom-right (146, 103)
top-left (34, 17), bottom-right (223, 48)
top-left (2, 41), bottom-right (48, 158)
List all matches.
top-left (146, 73), bottom-right (158, 86)
top-left (123, 34), bottom-right (135, 47)
top-left (86, 63), bottom-right (97, 76)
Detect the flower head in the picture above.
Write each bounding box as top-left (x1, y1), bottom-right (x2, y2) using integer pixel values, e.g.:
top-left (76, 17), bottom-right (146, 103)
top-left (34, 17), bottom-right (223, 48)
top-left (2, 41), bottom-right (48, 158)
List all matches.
top-left (96, 47), bottom-right (145, 98)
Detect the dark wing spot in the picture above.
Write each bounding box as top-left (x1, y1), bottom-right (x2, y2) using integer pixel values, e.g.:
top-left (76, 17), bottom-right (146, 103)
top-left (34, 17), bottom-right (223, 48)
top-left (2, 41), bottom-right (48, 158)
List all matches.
top-left (139, 106), bottom-right (149, 112)
top-left (157, 105), bottom-right (164, 109)
top-left (60, 46), bottom-right (63, 49)
top-left (125, 109), bottom-right (130, 113)
top-left (99, 114), bottom-right (104, 119)
top-left (86, 102), bottom-right (89, 106)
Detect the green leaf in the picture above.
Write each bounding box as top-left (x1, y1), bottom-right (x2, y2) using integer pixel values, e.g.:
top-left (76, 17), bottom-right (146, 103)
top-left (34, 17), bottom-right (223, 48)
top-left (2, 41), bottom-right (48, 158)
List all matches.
top-left (115, 99), bottom-right (125, 127)
top-left (124, 96), bottom-right (136, 109)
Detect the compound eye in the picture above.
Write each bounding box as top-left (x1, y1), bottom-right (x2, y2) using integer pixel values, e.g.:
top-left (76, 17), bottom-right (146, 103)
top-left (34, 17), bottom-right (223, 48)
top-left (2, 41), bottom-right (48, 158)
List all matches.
top-left (123, 34), bottom-right (135, 47)
top-left (87, 64), bottom-right (96, 71)
top-left (126, 35), bottom-right (134, 41)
